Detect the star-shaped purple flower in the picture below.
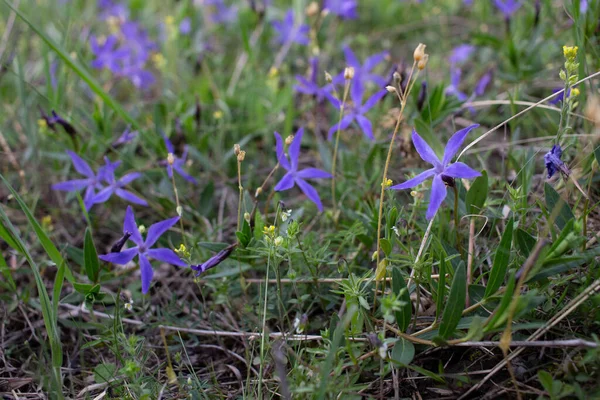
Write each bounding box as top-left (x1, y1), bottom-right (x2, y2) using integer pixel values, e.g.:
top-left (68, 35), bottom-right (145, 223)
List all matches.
top-left (161, 135), bottom-right (197, 184)
top-left (493, 0), bottom-right (522, 18)
top-left (274, 129), bottom-right (332, 211)
top-left (544, 144), bottom-right (569, 178)
top-left (334, 45), bottom-right (388, 102)
top-left (99, 206), bottom-right (186, 293)
top-left (91, 158), bottom-right (148, 206)
top-left (390, 125), bottom-right (481, 219)
top-left (324, 0), bottom-right (358, 19)
top-left (52, 151), bottom-right (108, 210)
top-left (90, 35), bottom-right (127, 73)
top-left (272, 9), bottom-right (310, 46)
top-left (294, 57), bottom-right (332, 102)
top-left (113, 127), bottom-right (138, 146)
top-left (205, 0), bottom-right (238, 24)
top-left (449, 44), bottom-right (475, 65)
top-left (548, 88), bottom-right (571, 106)
top-left (326, 88), bottom-right (387, 140)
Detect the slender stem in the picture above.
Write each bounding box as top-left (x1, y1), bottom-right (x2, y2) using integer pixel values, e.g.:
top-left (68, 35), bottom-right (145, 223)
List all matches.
top-left (466, 218), bottom-right (475, 307)
top-left (257, 251), bottom-right (272, 399)
top-left (406, 214), bottom-right (436, 290)
top-left (170, 170), bottom-right (186, 247)
top-left (237, 159), bottom-right (243, 231)
top-left (453, 186), bottom-right (461, 256)
top-left (331, 79), bottom-right (352, 214)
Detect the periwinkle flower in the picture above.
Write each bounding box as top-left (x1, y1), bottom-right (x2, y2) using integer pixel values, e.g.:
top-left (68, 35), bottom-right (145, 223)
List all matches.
top-left (544, 144), bottom-right (569, 178)
top-left (99, 206), bottom-right (186, 293)
top-left (161, 135), bottom-right (197, 184)
top-left (205, 0), bottom-right (238, 24)
top-left (274, 129), bottom-right (332, 211)
top-left (324, 0), bottom-right (358, 19)
top-left (191, 243), bottom-right (237, 275)
top-left (90, 35), bottom-right (127, 73)
top-left (52, 151), bottom-right (107, 210)
top-left (493, 0), bottom-right (522, 18)
top-left (294, 57), bottom-right (332, 101)
top-left (113, 127), bottom-right (138, 146)
top-left (548, 88), bottom-right (570, 106)
top-left (326, 88), bottom-right (387, 140)
top-left (179, 17), bottom-right (191, 35)
top-left (390, 125), bottom-right (481, 219)
top-left (449, 44), bottom-right (475, 65)
top-left (446, 68), bottom-right (468, 101)
top-left (334, 45), bottom-right (388, 102)
top-left (474, 70), bottom-right (492, 97)
top-left (91, 158), bottom-right (148, 206)
top-left (272, 9), bottom-right (310, 46)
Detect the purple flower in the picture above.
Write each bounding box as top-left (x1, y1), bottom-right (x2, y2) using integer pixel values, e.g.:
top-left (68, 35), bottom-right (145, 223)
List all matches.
top-left (324, 0), bottom-right (358, 19)
top-left (544, 144), bottom-right (569, 178)
top-left (205, 0), bottom-right (238, 24)
top-left (326, 88), bottom-right (387, 140)
top-left (99, 206), bottom-right (186, 293)
top-left (474, 70), bottom-right (492, 97)
top-left (272, 9), bottom-right (310, 46)
top-left (160, 135), bottom-right (197, 184)
top-left (493, 0), bottom-right (522, 18)
top-left (549, 88), bottom-right (570, 105)
top-left (91, 158), bottom-right (148, 206)
top-left (390, 125), bottom-right (481, 219)
top-left (52, 151), bottom-right (106, 210)
top-left (113, 127), bottom-right (138, 146)
top-left (294, 57), bottom-right (332, 101)
top-left (191, 243), bottom-right (237, 275)
top-left (446, 67), bottom-right (468, 101)
top-left (90, 35), bottom-right (127, 73)
top-left (449, 44), bottom-right (475, 65)
top-left (274, 129), bottom-right (332, 211)
top-left (179, 17), bottom-right (192, 34)
top-left (335, 45), bottom-right (388, 102)
top-left (580, 0), bottom-right (588, 13)
top-left (98, 0), bottom-right (129, 21)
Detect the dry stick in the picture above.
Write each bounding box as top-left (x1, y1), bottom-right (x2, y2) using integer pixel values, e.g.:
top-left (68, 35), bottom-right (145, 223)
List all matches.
top-left (466, 218), bottom-right (476, 307)
top-left (456, 70), bottom-right (600, 161)
top-left (464, 99), bottom-right (592, 122)
top-left (374, 61), bottom-right (418, 308)
top-left (452, 339), bottom-right (597, 348)
top-left (458, 278), bottom-right (600, 400)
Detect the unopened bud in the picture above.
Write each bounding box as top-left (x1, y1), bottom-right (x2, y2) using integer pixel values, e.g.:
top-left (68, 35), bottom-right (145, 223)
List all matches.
top-left (237, 150), bottom-right (246, 162)
top-left (306, 1), bottom-right (319, 16)
top-left (393, 71), bottom-right (401, 82)
top-left (414, 43), bottom-right (427, 62)
top-left (344, 67), bottom-right (355, 80)
top-left (325, 71), bottom-right (333, 83)
top-left (385, 85), bottom-right (396, 93)
top-left (234, 144), bottom-right (241, 155)
top-left (167, 153), bottom-right (175, 165)
top-left (285, 135), bottom-right (294, 145)
top-left (274, 236), bottom-right (284, 247)
top-left (244, 212), bottom-right (251, 223)
top-left (417, 54), bottom-right (429, 70)
top-left (255, 187), bottom-right (263, 197)
top-left (176, 205), bottom-right (182, 216)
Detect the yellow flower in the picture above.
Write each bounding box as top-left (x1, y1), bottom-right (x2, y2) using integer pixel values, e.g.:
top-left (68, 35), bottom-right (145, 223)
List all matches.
top-left (263, 225), bottom-right (276, 237)
top-left (213, 110), bottom-right (223, 119)
top-left (381, 178), bottom-right (393, 188)
top-left (571, 88), bottom-right (580, 97)
top-left (563, 45), bottom-right (578, 61)
top-left (152, 53), bottom-right (166, 69)
top-left (165, 15), bottom-right (175, 26)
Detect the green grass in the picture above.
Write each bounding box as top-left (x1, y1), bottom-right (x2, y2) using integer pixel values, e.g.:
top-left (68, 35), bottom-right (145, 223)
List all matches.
top-left (1, 0), bottom-right (600, 398)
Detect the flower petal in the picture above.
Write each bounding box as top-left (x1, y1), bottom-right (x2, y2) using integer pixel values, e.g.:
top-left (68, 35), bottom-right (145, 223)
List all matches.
top-left (343, 45), bottom-right (360, 68)
top-left (145, 248), bottom-right (187, 267)
top-left (144, 216), bottom-right (179, 248)
top-left (442, 124), bottom-right (479, 166)
top-left (115, 189), bottom-right (148, 206)
top-left (355, 115), bottom-right (374, 140)
top-left (296, 178), bottom-right (324, 212)
top-left (66, 151), bottom-right (95, 178)
top-left (123, 206), bottom-right (143, 246)
top-left (389, 169), bottom-right (436, 190)
top-left (361, 89), bottom-right (387, 112)
top-left (274, 132), bottom-right (291, 170)
top-left (412, 130), bottom-right (441, 167)
top-left (99, 247), bottom-right (138, 265)
top-left (117, 172), bottom-right (141, 186)
top-left (274, 172), bottom-right (296, 191)
top-left (327, 114), bottom-right (353, 140)
top-left (289, 128), bottom-right (304, 171)
top-left (443, 162), bottom-right (481, 179)
top-left (138, 253), bottom-right (154, 294)
top-left (426, 174), bottom-right (447, 220)
top-left (296, 168), bottom-right (332, 180)
top-left (52, 179), bottom-right (92, 192)
top-left (91, 186), bottom-right (115, 204)
top-left (364, 51), bottom-right (388, 71)
top-left (174, 165), bottom-right (198, 184)
top-left (163, 134), bottom-right (175, 154)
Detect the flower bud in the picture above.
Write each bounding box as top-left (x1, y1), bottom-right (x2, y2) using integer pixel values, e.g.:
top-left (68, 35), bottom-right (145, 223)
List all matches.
top-left (393, 71), bottom-right (401, 82)
top-left (285, 135), bottom-right (294, 145)
top-left (176, 205), bottom-right (183, 216)
top-left (244, 212), bottom-right (251, 223)
top-left (237, 150), bottom-right (246, 162)
top-left (417, 54), bottom-right (429, 70)
top-left (255, 187), bottom-right (263, 197)
top-left (414, 43), bottom-right (427, 62)
top-left (306, 1), bottom-right (319, 16)
top-left (325, 71), bottom-right (333, 83)
top-left (344, 66), bottom-right (355, 80)
top-left (274, 236), bottom-right (284, 247)
top-left (234, 144), bottom-right (241, 155)
top-left (167, 153), bottom-right (175, 165)
top-left (385, 85), bottom-right (397, 93)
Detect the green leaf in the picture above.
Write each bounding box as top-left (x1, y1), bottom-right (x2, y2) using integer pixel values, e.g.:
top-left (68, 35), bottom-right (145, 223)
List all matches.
top-left (537, 370), bottom-right (554, 394)
top-left (0, 251), bottom-right (16, 292)
top-left (465, 170), bottom-right (488, 215)
top-left (515, 228), bottom-right (536, 256)
top-left (391, 337), bottom-right (415, 366)
top-left (485, 218), bottom-right (514, 298)
top-left (485, 271), bottom-right (516, 332)
top-left (94, 363), bottom-right (117, 384)
top-left (594, 145), bottom-right (600, 166)
top-left (0, 219), bottom-right (21, 251)
top-left (544, 183), bottom-right (575, 230)
top-left (529, 245), bottom-right (600, 282)
top-left (392, 267), bottom-right (411, 332)
top-left (235, 231), bottom-right (250, 248)
top-left (73, 282), bottom-right (95, 294)
top-left (438, 262), bottom-right (466, 339)
top-left (83, 228), bottom-right (100, 283)
top-left (435, 253), bottom-right (447, 322)
top-left (380, 238), bottom-right (392, 257)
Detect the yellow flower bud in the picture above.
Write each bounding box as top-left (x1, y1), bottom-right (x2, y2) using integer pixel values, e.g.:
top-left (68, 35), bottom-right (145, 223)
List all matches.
top-left (344, 67), bottom-right (355, 80)
top-left (417, 54), bottom-right (429, 70)
top-left (167, 153), bottom-right (175, 165)
top-left (571, 88), bottom-right (580, 97)
top-left (414, 43), bottom-right (427, 62)
top-left (285, 135), bottom-right (294, 145)
top-left (563, 45), bottom-right (578, 61)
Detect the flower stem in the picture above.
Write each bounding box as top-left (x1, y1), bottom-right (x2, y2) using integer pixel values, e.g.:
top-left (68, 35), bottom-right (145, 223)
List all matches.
top-left (331, 79), bottom-right (352, 215)
top-left (170, 172), bottom-right (186, 247)
top-left (237, 158), bottom-right (243, 231)
top-left (453, 185), bottom-right (461, 256)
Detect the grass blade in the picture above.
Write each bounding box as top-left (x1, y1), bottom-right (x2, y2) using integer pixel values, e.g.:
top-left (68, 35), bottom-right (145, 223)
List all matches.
top-left (438, 262), bottom-right (466, 340)
top-left (484, 218), bottom-right (514, 298)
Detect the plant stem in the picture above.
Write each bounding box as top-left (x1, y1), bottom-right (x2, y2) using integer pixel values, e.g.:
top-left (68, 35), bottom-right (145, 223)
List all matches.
top-left (454, 185), bottom-right (461, 256)
top-left (237, 158), bottom-right (243, 231)
top-left (331, 79), bottom-right (352, 214)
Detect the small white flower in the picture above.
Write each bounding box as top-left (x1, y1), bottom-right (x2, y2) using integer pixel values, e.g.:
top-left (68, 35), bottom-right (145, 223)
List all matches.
top-left (392, 226), bottom-right (400, 237)
top-left (281, 209), bottom-right (292, 222)
top-left (124, 299), bottom-right (134, 311)
top-left (378, 342), bottom-right (389, 359)
top-left (274, 236), bottom-right (284, 247)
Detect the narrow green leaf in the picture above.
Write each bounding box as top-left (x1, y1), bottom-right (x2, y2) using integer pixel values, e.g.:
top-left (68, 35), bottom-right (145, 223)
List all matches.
top-left (465, 170), bottom-right (488, 215)
top-left (594, 144), bottom-right (600, 166)
top-left (392, 267), bottom-right (411, 332)
top-left (0, 252), bottom-right (16, 292)
top-left (391, 337), bottom-right (415, 366)
top-left (438, 262), bottom-right (466, 339)
top-left (485, 271), bottom-right (516, 332)
top-left (0, 219), bottom-right (21, 251)
top-left (53, 261), bottom-right (66, 317)
top-left (83, 228), bottom-right (100, 283)
top-left (435, 253), bottom-right (447, 322)
top-left (380, 238), bottom-right (392, 257)
top-left (484, 218), bottom-right (514, 298)
top-left (544, 182), bottom-right (575, 230)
